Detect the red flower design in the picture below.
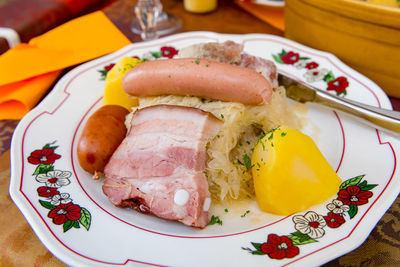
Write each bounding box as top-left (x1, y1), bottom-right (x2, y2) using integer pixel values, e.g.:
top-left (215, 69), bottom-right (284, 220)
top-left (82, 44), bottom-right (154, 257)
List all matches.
top-left (324, 212), bottom-right (345, 228)
top-left (37, 187), bottom-right (59, 198)
top-left (161, 46), bottom-right (178, 58)
top-left (338, 186), bottom-right (373, 206)
top-left (281, 51), bottom-right (299, 64)
top-left (48, 203), bottom-right (82, 225)
top-left (104, 63), bottom-right (115, 72)
top-left (305, 62), bottom-right (319, 69)
top-left (259, 234), bottom-right (299, 259)
top-left (327, 76), bottom-right (349, 93)
top-left (28, 148), bottom-right (61, 165)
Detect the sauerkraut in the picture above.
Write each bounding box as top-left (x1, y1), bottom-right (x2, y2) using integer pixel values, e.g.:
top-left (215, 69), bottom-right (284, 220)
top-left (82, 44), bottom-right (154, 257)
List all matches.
top-left (127, 86), bottom-right (302, 203)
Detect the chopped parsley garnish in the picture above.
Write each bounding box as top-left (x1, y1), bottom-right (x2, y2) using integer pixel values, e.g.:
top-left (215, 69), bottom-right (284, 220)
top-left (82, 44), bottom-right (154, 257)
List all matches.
top-left (220, 114), bottom-right (224, 119)
top-left (209, 215), bottom-right (223, 225)
top-left (243, 153), bottom-right (252, 171)
top-left (224, 208), bottom-right (229, 213)
top-left (195, 59), bottom-right (200, 64)
top-left (257, 136), bottom-right (266, 151)
top-left (205, 63), bottom-right (209, 67)
top-left (260, 127), bottom-right (280, 140)
top-left (255, 126), bottom-right (284, 150)
top-left (241, 210), bottom-right (251, 218)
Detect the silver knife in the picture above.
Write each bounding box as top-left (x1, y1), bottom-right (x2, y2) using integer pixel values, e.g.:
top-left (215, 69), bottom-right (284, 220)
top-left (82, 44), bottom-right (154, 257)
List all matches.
top-left (278, 73), bottom-right (400, 134)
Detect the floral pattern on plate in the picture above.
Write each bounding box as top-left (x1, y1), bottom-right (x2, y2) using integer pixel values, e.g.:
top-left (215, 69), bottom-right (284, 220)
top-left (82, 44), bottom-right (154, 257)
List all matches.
top-left (98, 46), bottom-right (179, 80)
top-left (244, 175), bottom-right (377, 259)
top-left (27, 142), bottom-right (92, 232)
top-left (272, 49), bottom-right (350, 96)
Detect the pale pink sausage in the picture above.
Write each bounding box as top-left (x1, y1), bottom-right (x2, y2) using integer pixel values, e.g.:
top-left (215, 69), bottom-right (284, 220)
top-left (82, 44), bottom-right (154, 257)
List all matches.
top-left (122, 58), bottom-right (273, 105)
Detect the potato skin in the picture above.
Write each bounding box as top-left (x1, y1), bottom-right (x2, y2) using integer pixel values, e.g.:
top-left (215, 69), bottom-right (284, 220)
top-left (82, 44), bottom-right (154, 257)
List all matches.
top-left (77, 105), bottom-right (129, 174)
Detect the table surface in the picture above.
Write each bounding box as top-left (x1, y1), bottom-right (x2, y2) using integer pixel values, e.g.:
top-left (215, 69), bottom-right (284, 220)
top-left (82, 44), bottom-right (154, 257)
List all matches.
top-left (1, 0), bottom-right (400, 266)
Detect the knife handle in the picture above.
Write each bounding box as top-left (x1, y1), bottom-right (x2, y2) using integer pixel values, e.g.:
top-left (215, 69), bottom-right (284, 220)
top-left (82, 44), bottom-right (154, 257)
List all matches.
top-left (315, 89), bottom-right (400, 133)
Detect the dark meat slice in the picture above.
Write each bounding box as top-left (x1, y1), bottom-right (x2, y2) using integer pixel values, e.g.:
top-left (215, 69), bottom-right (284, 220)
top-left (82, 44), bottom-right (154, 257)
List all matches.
top-left (239, 53), bottom-right (278, 89)
top-left (178, 40), bottom-right (243, 64)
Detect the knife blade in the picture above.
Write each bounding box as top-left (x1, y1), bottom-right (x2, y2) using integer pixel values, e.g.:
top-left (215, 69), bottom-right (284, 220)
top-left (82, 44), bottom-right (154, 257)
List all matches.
top-left (278, 73), bottom-right (400, 134)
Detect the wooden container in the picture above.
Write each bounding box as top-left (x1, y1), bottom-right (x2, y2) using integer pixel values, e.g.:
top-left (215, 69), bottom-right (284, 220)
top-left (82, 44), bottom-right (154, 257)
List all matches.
top-left (284, 0), bottom-right (400, 97)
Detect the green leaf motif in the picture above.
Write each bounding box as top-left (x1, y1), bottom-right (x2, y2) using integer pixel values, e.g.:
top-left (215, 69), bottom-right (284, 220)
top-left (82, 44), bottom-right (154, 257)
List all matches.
top-left (358, 180), bottom-right (378, 191)
top-left (251, 242), bottom-right (262, 251)
top-left (63, 220), bottom-right (75, 232)
top-left (73, 220), bottom-right (80, 229)
top-left (79, 208), bottom-right (91, 230)
top-left (290, 236), bottom-right (317, 245)
top-left (272, 54), bottom-right (284, 64)
top-left (289, 231), bottom-right (317, 245)
top-left (39, 200), bottom-right (56, 210)
top-left (299, 57), bottom-right (310, 60)
top-left (151, 51), bottom-right (162, 58)
top-left (250, 242), bottom-right (265, 255)
top-left (339, 175), bottom-right (365, 190)
top-left (252, 250), bottom-right (265, 255)
top-left (278, 49), bottom-right (287, 57)
top-left (323, 71), bottom-right (335, 83)
top-left (33, 164), bottom-right (54, 175)
top-left (98, 70), bottom-right (108, 80)
top-left (358, 180), bottom-right (367, 187)
top-left (348, 204), bottom-right (358, 219)
top-left (43, 143), bottom-right (58, 151)
top-left (337, 89), bottom-right (347, 96)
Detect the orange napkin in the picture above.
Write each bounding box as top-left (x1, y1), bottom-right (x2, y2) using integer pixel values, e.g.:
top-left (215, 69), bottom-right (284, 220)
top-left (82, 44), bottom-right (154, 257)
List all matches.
top-left (0, 10), bottom-right (131, 120)
top-left (234, 0), bottom-right (285, 31)
top-left (0, 71), bottom-right (62, 120)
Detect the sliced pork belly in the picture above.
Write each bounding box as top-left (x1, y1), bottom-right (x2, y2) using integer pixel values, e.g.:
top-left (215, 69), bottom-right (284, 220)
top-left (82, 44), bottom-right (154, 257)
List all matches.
top-left (103, 105), bottom-right (222, 228)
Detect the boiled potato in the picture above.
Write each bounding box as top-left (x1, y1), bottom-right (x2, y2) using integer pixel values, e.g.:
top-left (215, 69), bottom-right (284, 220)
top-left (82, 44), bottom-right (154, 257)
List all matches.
top-left (103, 57), bottom-right (142, 109)
top-left (251, 126), bottom-right (341, 215)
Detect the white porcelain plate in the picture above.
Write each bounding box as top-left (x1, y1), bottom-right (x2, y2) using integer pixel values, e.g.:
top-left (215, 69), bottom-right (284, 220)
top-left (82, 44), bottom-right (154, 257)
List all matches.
top-left (10, 32), bottom-right (400, 266)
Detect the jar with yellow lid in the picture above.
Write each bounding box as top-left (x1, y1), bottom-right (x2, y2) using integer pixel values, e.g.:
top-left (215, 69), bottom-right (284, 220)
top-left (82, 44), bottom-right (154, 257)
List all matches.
top-left (184, 0), bottom-right (217, 13)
